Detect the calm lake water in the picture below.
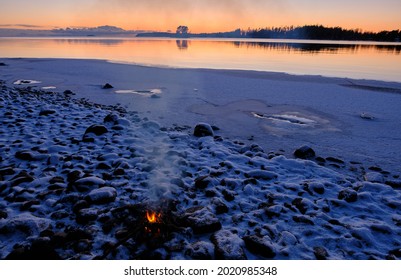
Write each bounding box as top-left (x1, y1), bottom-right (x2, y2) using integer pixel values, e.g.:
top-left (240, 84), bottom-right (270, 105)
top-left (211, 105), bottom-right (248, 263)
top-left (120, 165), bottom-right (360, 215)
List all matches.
top-left (1, 37), bottom-right (401, 82)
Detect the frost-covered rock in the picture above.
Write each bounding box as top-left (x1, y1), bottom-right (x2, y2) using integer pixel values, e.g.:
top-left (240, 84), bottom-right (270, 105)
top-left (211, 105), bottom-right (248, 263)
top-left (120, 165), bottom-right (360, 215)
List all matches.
top-left (193, 123), bottom-right (214, 137)
top-left (243, 235), bottom-right (276, 258)
top-left (211, 230), bottom-right (247, 260)
top-left (186, 241), bottom-right (214, 260)
top-left (182, 206), bottom-right (221, 234)
top-left (0, 213), bottom-right (51, 236)
top-left (84, 124), bottom-right (108, 136)
top-left (86, 187), bottom-right (117, 204)
top-left (338, 188), bottom-right (358, 203)
top-left (293, 145), bottom-right (316, 159)
top-left (364, 172), bottom-right (384, 183)
top-left (75, 176), bottom-right (106, 192)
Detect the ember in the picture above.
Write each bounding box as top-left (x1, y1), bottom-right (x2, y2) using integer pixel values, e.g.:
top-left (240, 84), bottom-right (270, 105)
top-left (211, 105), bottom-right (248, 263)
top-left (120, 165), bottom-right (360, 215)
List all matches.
top-left (146, 210), bottom-right (162, 224)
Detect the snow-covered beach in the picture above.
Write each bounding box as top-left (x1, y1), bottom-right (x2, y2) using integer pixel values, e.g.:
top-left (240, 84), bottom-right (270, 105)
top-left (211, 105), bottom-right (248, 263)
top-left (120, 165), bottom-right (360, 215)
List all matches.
top-left (1, 58), bottom-right (401, 260)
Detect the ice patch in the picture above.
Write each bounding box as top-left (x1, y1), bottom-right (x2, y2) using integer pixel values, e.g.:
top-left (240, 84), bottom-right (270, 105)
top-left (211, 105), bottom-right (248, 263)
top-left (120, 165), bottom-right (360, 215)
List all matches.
top-left (41, 86), bottom-right (57, 90)
top-left (13, 80), bottom-right (42, 85)
top-left (115, 88), bottom-right (162, 97)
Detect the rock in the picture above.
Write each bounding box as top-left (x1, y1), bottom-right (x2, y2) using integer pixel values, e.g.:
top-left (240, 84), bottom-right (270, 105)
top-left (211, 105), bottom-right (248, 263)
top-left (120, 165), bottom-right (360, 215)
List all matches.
top-left (15, 150), bottom-right (34, 161)
top-left (364, 172), bottom-right (384, 183)
top-left (0, 62), bottom-right (7, 66)
top-left (314, 246), bottom-right (329, 260)
top-left (39, 109), bottom-right (56, 116)
top-left (243, 235), bottom-right (276, 258)
top-left (386, 180), bottom-right (401, 189)
top-left (338, 188), bottom-right (358, 203)
top-left (211, 198), bottom-right (229, 214)
top-left (74, 176), bottom-right (106, 192)
top-left (86, 187), bottom-right (117, 204)
top-left (389, 248), bottom-right (401, 258)
top-left (67, 170), bottom-right (83, 183)
top-left (0, 213), bottom-right (51, 236)
top-left (326, 157), bottom-right (345, 164)
top-left (84, 124), bottom-right (108, 136)
top-left (73, 200), bottom-right (90, 213)
top-left (186, 241), bottom-right (214, 260)
top-left (104, 113), bottom-right (119, 123)
top-left (194, 176), bottom-right (216, 190)
top-left (222, 189), bottom-right (235, 202)
top-left (10, 171), bottom-right (34, 186)
top-left (211, 230), bottom-right (247, 260)
top-left (63, 90), bottom-right (74, 95)
top-left (102, 83), bottom-right (114, 89)
top-left (0, 167), bottom-right (15, 176)
top-left (76, 208), bottom-right (98, 224)
top-left (6, 238), bottom-right (61, 260)
top-left (292, 198), bottom-right (308, 214)
top-left (294, 145), bottom-right (315, 159)
top-left (182, 206), bottom-right (222, 234)
top-left (246, 170), bottom-right (277, 180)
top-left (292, 215), bottom-right (314, 225)
top-left (194, 123), bottom-right (214, 137)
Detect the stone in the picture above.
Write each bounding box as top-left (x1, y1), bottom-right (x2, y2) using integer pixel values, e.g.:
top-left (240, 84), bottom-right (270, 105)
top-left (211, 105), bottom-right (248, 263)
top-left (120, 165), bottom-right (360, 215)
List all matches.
top-left (15, 150), bottom-right (34, 161)
top-left (67, 170), bottom-right (82, 183)
top-left (182, 206), bottom-right (222, 234)
top-left (294, 145), bottom-right (316, 159)
top-left (104, 113), bottom-right (119, 124)
top-left (246, 170), bottom-right (278, 180)
top-left (292, 215), bottom-right (314, 225)
top-left (222, 189), bottom-right (235, 202)
top-left (74, 176), bottom-right (105, 192)
top-left (6, 238), bottom-right (61, 260)
top-left (86, 187), bottom-right (117, 204)
top-left (194, 175), bottom-right (215, 190)
top-left (84, 124), bottom-right (108, 136)
top-left (211, 197), bottom-right (229, 214)
top-left (292, 198), bottom-right (308, 215)
top-left (39, 109), bottom-right (56, 116)
top-left (186, 241), bottom-right (214, 260)
top-left (314, 246), bottom-right (329, 260)
top-left (0, 213), bottom-right (51, 236)
top-left (364, 172), bottom-right (384, 183)
top-left (243, 235), bottom-right (276, 258)
top-left (193, 123), bottom-right (214, 137)
top-left (102, 83), bottom-right (114, 89)
top-left (76, 208), bottom-right (98, 224)
top-left (211, 230), bottom-right (247, 260)
top-left (338, 188), bottom-right (358, 203)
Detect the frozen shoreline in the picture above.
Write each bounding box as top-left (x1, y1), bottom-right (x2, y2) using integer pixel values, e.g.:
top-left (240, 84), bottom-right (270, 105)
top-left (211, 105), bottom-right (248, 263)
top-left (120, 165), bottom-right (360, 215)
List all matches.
top-left (1, 58), bottom-right (401, 173)
top-left (1, 73), bottom-right (401, 259)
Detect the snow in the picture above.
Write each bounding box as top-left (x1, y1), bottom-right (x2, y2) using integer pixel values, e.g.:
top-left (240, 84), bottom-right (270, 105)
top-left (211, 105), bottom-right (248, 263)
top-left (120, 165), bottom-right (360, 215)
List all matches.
top-left (0, 58), bottom-right (401, 260)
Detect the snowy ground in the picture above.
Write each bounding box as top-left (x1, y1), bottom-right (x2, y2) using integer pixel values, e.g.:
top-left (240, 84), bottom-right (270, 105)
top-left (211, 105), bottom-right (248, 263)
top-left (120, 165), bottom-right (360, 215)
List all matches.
top-left (1, 59), bottom-right (401, 260)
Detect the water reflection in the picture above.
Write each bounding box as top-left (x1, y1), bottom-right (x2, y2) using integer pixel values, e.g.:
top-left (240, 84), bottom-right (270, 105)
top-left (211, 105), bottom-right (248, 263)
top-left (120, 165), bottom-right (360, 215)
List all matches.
top-left (229, 41), bottom-right (401, 54)
top-left (1, 37), bottom-right (400, 82)
top-left (176, 40), bottom-right (189, 50)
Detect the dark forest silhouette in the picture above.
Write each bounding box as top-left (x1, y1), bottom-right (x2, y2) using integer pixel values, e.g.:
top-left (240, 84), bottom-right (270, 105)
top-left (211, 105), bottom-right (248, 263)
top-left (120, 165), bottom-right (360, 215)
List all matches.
top-left (138, 25), bottom-right (401, 42)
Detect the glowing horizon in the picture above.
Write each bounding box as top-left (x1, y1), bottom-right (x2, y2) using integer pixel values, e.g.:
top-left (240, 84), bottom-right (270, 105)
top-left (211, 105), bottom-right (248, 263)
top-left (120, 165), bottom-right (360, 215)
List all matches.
top-left (1, 0), bottom-right (400, 33)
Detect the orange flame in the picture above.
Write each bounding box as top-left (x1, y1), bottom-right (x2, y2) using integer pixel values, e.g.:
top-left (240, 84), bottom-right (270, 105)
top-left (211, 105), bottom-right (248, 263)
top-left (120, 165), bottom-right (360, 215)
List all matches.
top-left (146, 210), bottom-right (161, 223)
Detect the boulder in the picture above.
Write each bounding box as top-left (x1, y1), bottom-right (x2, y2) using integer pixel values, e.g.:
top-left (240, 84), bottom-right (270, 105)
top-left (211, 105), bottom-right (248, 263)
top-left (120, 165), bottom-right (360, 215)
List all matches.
top-left (294, 145), bottom-right (315, 159)
top-left (211, 230), bottom-right (247, 260)
top-left (194, 123), bottom-right (214, 137)
top-left (243, 235), bottom-right (276, 258)
top-left (84, 124), bottom-right (108, 136)
top-left (182, 206), bottom-right (222, 234)
top-left (86, 187), bottom-right (117, 204)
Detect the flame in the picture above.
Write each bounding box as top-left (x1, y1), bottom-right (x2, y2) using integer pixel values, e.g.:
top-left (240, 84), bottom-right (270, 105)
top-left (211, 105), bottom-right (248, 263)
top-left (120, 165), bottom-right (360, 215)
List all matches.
top-left (146, 210), bottom-right (161, 223)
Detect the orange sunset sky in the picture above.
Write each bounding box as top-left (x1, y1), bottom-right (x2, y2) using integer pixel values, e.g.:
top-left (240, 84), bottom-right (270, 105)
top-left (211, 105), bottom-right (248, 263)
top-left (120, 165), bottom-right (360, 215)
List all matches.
top-left (0, 0), bottom-right (400, 33)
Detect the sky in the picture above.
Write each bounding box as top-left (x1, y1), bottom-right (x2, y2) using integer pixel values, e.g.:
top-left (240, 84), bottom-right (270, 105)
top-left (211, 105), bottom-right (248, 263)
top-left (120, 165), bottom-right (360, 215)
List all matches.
top-left (0, 0), bottom-right (400, 32)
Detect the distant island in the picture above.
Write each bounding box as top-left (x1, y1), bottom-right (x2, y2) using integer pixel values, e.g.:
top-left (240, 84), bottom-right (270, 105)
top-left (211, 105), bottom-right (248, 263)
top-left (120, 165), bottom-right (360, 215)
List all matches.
top-left (1, 24), bottom-right (400, 42)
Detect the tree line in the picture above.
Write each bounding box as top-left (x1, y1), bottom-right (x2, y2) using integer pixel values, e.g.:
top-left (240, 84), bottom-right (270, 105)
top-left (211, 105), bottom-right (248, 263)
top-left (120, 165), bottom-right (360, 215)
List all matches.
top-left (246, 25), bottom-right (401, 42)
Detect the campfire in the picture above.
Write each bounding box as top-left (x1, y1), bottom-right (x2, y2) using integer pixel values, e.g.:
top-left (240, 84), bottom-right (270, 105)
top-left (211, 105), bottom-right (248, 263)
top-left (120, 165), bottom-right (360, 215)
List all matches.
top-left (144, 210), bottom-right (163, 237)
top-left (100, 199), bottom-right (182, 259)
